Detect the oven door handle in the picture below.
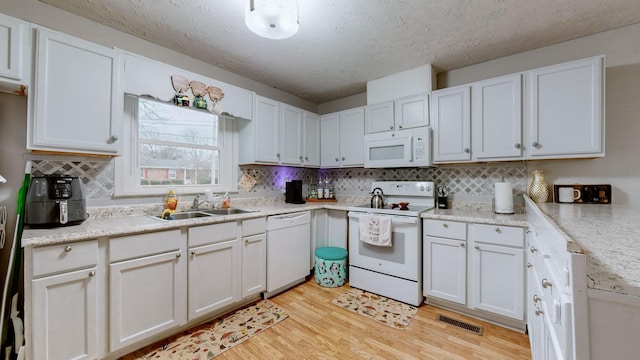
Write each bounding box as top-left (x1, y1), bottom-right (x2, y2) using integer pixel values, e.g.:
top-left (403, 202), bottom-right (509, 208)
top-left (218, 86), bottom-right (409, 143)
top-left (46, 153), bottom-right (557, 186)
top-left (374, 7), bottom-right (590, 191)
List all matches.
top-left (347, 212), bottom-right (418, 224)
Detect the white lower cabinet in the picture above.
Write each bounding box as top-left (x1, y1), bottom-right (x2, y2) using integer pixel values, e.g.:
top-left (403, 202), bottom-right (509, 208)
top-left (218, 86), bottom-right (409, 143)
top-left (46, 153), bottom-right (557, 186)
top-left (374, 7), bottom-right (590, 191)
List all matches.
top-left (469, 223), bottom-right (524, 320)
top-left (241, 217), bottom-right (267, 298)
top-left (109, 230), bottom-right (187, 351)
top-left (27, 240), bottom-right (101, 360)
top-left (188, 222), bottom-right (240, 320)
top-left (423, 219), bottom-right (525, 327)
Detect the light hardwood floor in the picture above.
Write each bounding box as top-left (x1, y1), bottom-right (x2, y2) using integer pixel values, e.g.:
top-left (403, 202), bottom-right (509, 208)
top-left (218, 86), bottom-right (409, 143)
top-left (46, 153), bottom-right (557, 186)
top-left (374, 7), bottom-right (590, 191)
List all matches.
top-left (218, 279), bottom-right (531, 359)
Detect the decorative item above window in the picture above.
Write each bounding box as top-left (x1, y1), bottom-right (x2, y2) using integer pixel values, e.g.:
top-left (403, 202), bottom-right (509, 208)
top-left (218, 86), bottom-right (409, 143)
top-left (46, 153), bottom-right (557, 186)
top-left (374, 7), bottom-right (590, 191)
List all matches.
top-left (170, 75), bottom-right (225, 113)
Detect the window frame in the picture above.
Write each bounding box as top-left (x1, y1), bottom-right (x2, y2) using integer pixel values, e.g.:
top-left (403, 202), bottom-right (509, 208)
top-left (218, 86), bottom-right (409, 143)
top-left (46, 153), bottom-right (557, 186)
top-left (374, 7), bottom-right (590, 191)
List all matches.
top-left (114, 94), bottom-right (238, 197)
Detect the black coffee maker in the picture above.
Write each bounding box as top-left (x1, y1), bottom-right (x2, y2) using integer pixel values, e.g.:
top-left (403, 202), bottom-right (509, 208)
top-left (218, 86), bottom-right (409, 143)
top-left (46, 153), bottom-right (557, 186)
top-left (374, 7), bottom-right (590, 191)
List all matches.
top-left (285, 180), bottom-right (306, 204)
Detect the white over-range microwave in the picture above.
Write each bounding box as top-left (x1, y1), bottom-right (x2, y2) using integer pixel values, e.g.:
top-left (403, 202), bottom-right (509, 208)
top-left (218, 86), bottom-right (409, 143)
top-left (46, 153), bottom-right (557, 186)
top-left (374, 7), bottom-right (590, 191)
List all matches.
top-left (364, 127), bottom-right (432, 168)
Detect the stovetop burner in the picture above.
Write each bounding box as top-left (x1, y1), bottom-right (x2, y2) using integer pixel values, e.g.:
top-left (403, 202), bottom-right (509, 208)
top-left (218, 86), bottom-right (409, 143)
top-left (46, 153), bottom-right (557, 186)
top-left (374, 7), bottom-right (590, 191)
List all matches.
top-left (348, 181), bottom-right (436, 217)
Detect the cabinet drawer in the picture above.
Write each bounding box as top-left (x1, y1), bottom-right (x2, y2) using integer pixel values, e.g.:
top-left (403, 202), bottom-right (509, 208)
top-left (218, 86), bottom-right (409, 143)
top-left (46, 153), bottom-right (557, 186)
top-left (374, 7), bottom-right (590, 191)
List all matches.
top-left (423, 219), bottom-right (466, 240)
top-left (188, 221), bottom-right (238, 247)
top-left (471, 224), bottom-right (524, 247)
top-left (242, 217), bottom-right (267, 237)
top-left (110, 229), bottom-right (182, 262)
top-left (32, 240), bottom-right (98, 277)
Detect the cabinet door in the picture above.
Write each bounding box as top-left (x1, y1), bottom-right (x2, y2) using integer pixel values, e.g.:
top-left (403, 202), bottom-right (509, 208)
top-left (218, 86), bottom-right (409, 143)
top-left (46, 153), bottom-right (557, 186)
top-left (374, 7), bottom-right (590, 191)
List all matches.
top-left (31, 27), bottom-right (122, 155)
top-left (253, 96), bottom-right (281, 163)
top-left (432, 85), bottom-right (471, 163)
top-left (365, 101), bottom-right (394, 134)
top-left (242, 233), bottom-right (267, 298)
top-left (526, 56), bottom-right (604, 158)
top-left (281, 104), bottom-right (304, 165)
top-left (424, 236), bottom-right (467, 305)
top-left (320, 113), bottom-right (340, 167)
top-left (32, 267), bottom-right (98, 360)
top-left (109, 250), bottom-right (187, 351)
top-left (303, 112), bottom-right (321, 167)
top-left (470, 242), bottom-right (524, 320)
top-left (395, 94), bottom-right (429, 129)
top-left (472, 74), bottom-right (523, 160)
top-left (339, 107), bottom-right (365, 167)
top-left (0, 13), bottom-right (28, 82)
top-left (188, 239), bottom-right (240, 320)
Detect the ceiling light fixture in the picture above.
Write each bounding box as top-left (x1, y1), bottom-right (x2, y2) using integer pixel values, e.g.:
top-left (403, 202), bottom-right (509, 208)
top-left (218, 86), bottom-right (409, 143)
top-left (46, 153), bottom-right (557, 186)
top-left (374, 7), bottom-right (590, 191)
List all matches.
top-left (245, 0), bottom-right (299, 40)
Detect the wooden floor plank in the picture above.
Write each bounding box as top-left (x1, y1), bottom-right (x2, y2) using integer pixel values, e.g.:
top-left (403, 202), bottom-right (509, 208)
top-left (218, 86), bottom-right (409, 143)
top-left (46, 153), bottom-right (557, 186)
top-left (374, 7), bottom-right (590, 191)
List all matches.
top-left (217, 279), bottom-right (531, 359)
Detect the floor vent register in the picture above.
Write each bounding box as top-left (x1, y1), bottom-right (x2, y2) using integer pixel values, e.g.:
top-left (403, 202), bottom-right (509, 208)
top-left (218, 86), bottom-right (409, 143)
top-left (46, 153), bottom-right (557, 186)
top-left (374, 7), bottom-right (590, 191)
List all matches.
top-left (436, 314), bottom-right (484, 336)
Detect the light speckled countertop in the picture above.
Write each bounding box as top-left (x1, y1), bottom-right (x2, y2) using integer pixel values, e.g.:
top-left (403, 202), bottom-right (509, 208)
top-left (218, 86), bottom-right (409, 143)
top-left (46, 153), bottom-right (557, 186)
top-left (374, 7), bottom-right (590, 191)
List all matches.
top-left (22, 196), bottom-right (529, 247)
top-left (533, 201), bottom-right (640, 297)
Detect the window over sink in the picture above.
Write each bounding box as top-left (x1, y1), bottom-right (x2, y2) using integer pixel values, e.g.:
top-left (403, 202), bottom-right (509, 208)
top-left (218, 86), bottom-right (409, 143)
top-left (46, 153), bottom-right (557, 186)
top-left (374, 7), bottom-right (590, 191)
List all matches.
top-left (115, 95), bottom-right (237, 196)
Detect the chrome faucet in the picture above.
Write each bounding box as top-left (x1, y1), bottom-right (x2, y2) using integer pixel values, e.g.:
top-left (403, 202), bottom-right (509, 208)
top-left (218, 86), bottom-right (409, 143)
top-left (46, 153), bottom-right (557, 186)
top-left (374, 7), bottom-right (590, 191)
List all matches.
top-left (191, 194), bottom-right (203, 209)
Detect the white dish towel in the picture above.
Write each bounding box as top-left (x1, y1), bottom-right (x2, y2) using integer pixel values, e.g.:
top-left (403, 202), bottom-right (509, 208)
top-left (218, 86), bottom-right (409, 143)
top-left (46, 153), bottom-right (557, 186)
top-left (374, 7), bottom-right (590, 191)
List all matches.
top-left (359, 215), bottom-right (392, 247)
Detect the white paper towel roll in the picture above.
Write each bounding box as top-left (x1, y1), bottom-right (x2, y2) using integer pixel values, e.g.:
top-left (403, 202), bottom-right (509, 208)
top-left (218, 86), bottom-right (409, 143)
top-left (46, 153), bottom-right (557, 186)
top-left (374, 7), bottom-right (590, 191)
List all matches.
top-left (495, 182), bottom-right (514, 214)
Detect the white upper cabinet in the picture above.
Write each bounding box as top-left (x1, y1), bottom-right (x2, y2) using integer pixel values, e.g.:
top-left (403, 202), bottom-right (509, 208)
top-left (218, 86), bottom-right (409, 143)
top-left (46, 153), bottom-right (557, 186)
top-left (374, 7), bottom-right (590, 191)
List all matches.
top-left (0, 13), bottom-right (29, 86)
top-left (365, 94), bottom-right (429, 135)
top-left (472, 74), bottom-right (523, 161)
top-left (395, 93), bottom-right (429, 129)
top-left (365, 101), bottom-right (394, 134)
top-left (253, 96), bottom-right (281, 163)
top-left (29, 27), bottom-right (122, 155)
top-left (526, 56), bottom-right (604, 159)
top-left (122, 52), bottom-right (254, 120)
top-left (280, 104), bottom-right (304, 165)
top-left (321, 107), bottom-right (365, 168)
top-left (239, 97), bottom-right (320, 167)
top-left (432, 85), bottom-right (471, 163)
top-left (303, 111), bottom-right (321, 167)
top-left (339, 107), bottom-right (365, 166)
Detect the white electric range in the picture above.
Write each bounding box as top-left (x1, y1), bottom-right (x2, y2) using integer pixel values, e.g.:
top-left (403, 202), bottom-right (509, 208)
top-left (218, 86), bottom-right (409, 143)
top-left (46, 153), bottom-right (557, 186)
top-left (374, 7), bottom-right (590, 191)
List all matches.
top-left (347, 181), bottom-right (435, 306)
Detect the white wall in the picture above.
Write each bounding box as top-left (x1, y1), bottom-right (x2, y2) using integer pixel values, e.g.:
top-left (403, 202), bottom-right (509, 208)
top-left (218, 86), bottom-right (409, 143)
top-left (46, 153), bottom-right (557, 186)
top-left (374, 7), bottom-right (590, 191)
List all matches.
top-left (0, 0), bottom-right (317, 113)
top-left (437, 23), bottom-right (640, 205)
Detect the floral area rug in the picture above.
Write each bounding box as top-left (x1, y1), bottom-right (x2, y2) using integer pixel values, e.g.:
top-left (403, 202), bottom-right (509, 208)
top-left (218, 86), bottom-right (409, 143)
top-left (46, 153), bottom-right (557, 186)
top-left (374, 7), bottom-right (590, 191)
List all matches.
top-left (120, 299), bottom-right (288, 359)
top-left (332, 288), bottom-right (418, 330)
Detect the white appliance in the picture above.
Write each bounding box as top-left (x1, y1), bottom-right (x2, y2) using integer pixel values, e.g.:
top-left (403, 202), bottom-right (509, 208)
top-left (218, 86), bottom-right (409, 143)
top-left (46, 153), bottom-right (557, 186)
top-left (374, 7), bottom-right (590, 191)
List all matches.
top-left (348, 181), bottom-right (435, 306)
top-left (265, 211), bottom-right (311, 298)
top-left (364, 127), bottom-right (432, 168)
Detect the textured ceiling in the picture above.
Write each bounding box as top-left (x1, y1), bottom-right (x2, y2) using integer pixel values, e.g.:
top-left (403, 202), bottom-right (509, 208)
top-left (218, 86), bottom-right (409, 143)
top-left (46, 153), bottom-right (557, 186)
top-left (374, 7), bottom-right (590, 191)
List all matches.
top-left (39, 0), bottom-right (640, 104)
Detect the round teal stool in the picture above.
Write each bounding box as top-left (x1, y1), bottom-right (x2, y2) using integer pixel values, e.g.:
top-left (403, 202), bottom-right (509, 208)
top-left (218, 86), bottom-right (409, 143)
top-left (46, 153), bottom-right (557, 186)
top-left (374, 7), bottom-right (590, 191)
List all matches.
top-left (314, 246), bottom-right (348, 288)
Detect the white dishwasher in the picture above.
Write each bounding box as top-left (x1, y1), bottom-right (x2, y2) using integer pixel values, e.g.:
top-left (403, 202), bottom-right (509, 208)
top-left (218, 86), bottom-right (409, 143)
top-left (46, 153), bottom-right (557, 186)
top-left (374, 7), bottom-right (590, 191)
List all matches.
top-left (264, 211), bottom-right (311, 298)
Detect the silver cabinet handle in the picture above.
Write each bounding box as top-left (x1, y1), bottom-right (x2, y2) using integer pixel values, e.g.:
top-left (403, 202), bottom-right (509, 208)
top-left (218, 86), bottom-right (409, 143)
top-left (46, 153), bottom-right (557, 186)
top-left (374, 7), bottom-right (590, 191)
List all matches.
top-left (389, 125), bottom-right (394, 130)
top-left (305, 156), bottom-right (308, 161)
top-left (110, 135), bottom-right (119, 143)
top-left (530, 246), bottom-right (538, 253)
top-left (398, 125), bottom-right (403, 129)
top-left (495, 227), bottom-right (502, 234)
top-left (276, 153), bottom-right (280, 158)
top-left (514, 143), bottom-right (521, 149)
top-left (463, 148), bottom-right (470, 153)
top-left (442, 223), bottom-right (448, 228)
top-left (460, 243), bottom-right (465, 248)
top-left (527, 263), bottom-right (533, 269)
top-left (532, 141), bottom-right (539, 148)
top-left (533, 294), bottom-right (541, 303)
top-left (64, 246), bottom-right (72, 252)
top-left (191, 250), bottom-right (196, 256)
top-left (176, 253), bottom-right (181, 258)
top-left (341, 157), bottom-right (346, 161)
top-left (299, 156), bottom-right (303, 161)
top-left (335, 157), bottom-right (339, 162)
top-left (542, 278), bottom-right (552, 288)
top-left (88, 271), bottom-right (95, 277)
top-left (535, 309), bottom-right (544, 316)
top-left (474, 245), bottom-right (480, 250)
